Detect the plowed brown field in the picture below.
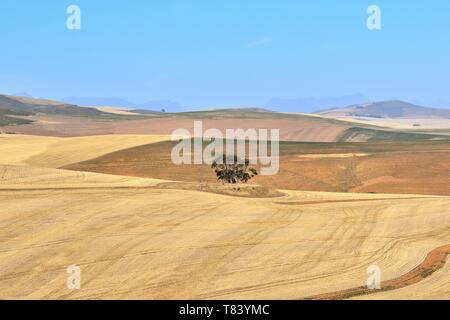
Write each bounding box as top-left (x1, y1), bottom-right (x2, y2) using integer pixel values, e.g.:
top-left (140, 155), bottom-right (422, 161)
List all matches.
top-left (66, 140), bottom-right (450, 196)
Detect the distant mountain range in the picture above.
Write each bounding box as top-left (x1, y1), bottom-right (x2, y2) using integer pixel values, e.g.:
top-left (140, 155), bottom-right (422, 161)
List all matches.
top-left (315, 100), bottom-right (450, 119)
top-left (2, 93), bottom-right (450, 121)
top-left (2, 93), bottom-right (450, 142)
top-left (265, 94), bottom-right (369, 113)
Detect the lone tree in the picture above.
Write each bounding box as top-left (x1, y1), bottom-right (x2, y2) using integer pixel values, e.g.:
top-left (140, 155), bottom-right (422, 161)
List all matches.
top-left (211, 155), bottom-right (258, 184)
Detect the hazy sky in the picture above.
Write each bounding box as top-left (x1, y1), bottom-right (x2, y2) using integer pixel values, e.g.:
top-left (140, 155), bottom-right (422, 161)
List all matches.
top-left (1, 0), bottom-right (449, 109)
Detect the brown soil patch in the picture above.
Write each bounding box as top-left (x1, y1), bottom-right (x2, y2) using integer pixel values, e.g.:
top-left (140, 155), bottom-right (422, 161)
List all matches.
top-left (296, 153), bottom-right (368, 159)
top-left (305, 244), bottom-right (450, 300)
top-left (66, 140), bottom-right (450, 196)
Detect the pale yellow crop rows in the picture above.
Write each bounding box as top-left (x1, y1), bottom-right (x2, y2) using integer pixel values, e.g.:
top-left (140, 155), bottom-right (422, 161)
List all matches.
top-left (0, 134), bottom-right (170, 168)
top-left (93, 106), bottom-right (142, 116)
top-left (0, 134), bottom-right (449, 299)
top-left (0, 165), bottom-right (165, 189)
top-left (0, 185), bottom-right (449, 299)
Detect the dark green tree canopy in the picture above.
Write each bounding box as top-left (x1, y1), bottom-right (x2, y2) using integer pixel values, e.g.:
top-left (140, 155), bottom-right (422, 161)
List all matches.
top-left (211, 155), bottom-right (258, 184)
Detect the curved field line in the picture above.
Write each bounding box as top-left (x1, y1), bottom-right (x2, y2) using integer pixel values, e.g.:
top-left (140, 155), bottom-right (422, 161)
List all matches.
top-left (275, 197), bottom-right (434, 206)
top-left (305, 244), bottom-right (450, 300)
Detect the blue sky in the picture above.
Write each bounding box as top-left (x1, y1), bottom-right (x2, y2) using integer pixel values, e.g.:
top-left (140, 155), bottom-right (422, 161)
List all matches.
top-left (1, 0), bottom-right (449, 110)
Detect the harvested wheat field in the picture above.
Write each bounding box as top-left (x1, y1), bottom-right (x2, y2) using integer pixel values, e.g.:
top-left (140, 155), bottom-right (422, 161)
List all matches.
top-left (329, 116), bottom-right (450, 130)
top-left (0, 134), bottom-right (450, 300)
top-left (0, 134), bottom-right (170, 168)
top-left (1, 170), bottom-right (450, 299)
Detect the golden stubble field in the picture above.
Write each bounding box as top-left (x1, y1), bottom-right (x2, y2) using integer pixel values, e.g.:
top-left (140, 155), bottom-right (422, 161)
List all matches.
top-left (0, 134), bottom-right (449, 299)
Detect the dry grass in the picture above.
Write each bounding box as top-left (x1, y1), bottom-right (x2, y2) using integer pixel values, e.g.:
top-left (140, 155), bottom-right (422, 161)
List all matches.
top-left (330, 116), bottom-right (450, 130)
top-left (0, 134), bottom-right (170, 168)
top-left (1, 134), bottom-right (450, 300)
top-left (94, 107), bottom-right (142, 116)
top-left (0, 165), bottom-right (164, 189)
top-left (1, 174), bottom-right (449, 299)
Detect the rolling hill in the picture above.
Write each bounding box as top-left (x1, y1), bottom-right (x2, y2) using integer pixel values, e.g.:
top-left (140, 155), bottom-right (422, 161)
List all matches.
top-left (316, 100), bottom-right (450, 119)
top-left (1, 134), bottom-right (450, 299)
top-left (0, 97), bottom-right (357, 139)
top-left (0, 94), bottom-right (129, 119)
top-left (1, 94), bottom-right (449, 142)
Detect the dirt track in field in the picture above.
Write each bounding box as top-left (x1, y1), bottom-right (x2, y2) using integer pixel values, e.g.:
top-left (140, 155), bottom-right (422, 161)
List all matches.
top-left (305, 244), bottom-right (450, 300)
